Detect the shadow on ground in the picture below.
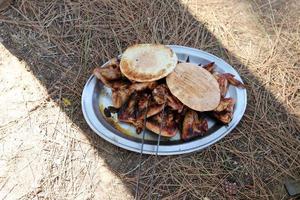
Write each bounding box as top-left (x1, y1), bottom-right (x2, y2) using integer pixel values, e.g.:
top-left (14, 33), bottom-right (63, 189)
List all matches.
top-left (0, 0), bottom-right (299, 199)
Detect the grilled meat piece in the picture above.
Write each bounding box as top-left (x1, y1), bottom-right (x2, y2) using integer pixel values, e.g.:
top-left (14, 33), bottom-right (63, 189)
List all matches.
top-left (214, 98), bottom-right (235, 112)
top-left (152, 84), bottom-right (170, 104)
top-left (93, 67), bottom-right (111, 87)
top-left (213, 72), bottom-right (229, 97)
top-left (182, 110), bottom-right (208, 140)
top-left (152, 85), bottom-right (165, 104)
top-left (110, 80), bottom-right (130, 89)
top-left (135, 93), bottom-right (150, 133)
top-left (202, 62), bottom-right (215, 73)
top-left (129, 81), bottom-right (158, 92)
top-left (112, 88), bottom-right (131, 108)
top-left (135, 93), bottom-right (150, 121)
top-left (146, 111), bottom-right (178, 137)
top-left (93, 66), bottom-right (121, 81)
top-left (210, 73), bottom-right (244, 124)
top-left (212, 97), bottom-right (235, 124)
top-left (222, 73), bottom-right (245, 88)
top-left (212, 111), bottom-right (233, 124)
top-left (152, 84), bottom-right (183, 112)
top-left (118, 93), bottom-right (153, 134)
top-left (93, 59), bottom-right (122, 88)
top-left (118, 93), bottom-right (137, 125)
top-left (213, 72), bottom-right (245, 97)
top-left (146, 104), bottom-right (164, 118)
top-left (167, 95), bottom-right (184, 112)
top-left (110, 57), bottom-right (120, 66)
top-left (112, 81), bottom-right (157, 109)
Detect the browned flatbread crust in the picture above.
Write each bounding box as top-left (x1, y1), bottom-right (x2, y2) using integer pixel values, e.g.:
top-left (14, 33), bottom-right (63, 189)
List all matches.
top-left (166, 63), bottom-right (220, 111)
top-left (120, 44), bottom-right (177, 82)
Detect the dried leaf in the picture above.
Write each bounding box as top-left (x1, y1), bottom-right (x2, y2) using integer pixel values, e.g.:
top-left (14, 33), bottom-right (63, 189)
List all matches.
top-left (62, 97), bottom-right (72, 107)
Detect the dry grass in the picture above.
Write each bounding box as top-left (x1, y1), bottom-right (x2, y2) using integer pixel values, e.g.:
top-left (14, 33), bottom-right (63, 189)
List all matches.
top-left (0, 0), bottom-right (299, 199)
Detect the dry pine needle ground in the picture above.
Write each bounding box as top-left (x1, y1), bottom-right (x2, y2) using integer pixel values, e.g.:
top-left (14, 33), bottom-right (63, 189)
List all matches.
top-left (0, 0), bottom-right (299, 199)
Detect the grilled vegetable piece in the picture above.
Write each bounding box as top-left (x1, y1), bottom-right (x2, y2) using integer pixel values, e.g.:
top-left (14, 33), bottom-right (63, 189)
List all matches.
top-left (202, 62), bottom-right (215, 73)
top-left (182, 110), bottom-right (208, 140)
top-left (152, 84), bottom-right (183, 112)
top-left (146, 110), bottom-right (178, 137)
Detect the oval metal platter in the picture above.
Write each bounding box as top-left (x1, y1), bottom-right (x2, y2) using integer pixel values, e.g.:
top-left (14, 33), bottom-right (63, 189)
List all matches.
top-left (81, 45), bottom-right (247, 155)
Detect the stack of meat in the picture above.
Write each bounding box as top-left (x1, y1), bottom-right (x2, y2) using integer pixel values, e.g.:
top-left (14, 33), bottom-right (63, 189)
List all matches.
top-left (93, 58), bottom-right (244, 140)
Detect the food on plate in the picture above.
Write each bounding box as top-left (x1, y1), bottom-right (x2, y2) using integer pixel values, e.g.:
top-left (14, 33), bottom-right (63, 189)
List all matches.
top-left (146, 110), bottom-right (179, 137)
top-left (213, 72), bottom-right (245, 97)
top-left (93, 58), bottom-right (123, 89)
top-left (111, 82), bottom-right (157, 108)
top-left (182, 109), bottom-right (208, 140)
top-left (211, 97), bottom-right (235, 124)
top-left (93, 45), bottom-right (245, 140)
top-left (152, 84), bottom-right (184, 112)
top-left (202, 62), bottom-right (245, 124)
top-left (166, 63), bottom-right (220, 111)
top-left (214, 98), bottom-right (235, 112)
top-left (202, 62), bottom-right (214, 73)
top-left (120, 44), bottom-right (178, 82)
top-left (213, 72), bottom-right (228, 97)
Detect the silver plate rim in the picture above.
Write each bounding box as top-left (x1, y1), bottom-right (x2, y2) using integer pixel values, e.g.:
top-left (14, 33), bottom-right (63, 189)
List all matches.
top-left (81, 45), bottom-right (247, 155)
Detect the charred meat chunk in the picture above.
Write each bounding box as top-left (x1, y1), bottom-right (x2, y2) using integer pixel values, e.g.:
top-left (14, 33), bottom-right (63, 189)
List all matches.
top-left (93, 58), bottom-right (122, 88)
top-left (213, 72), bottom-right (245, 98)
top-left (152, 84), bottom-right (183, 112)
top-left (202, 62), bottom-right (215, 73)
top-left (214, 98), bottom-right (235, 112)
top-left (118, 93), bottom-right (151, 134)
top-left (212, 97), bottom-right (235, 124)
top-left (112, 87), bottom-right (131, 108)
top-left (146, 110), bottom-right (178, 137)
top-left (118, 93), bottom-right (138, 125)
top-left (222, 73), bottom-right (245, 88)
top-left (182, 110), bottom-right (208, 140)
top-left (112, 81), bottom-right (157, 109)
top-left (213, 72), bottom-right (229, 98)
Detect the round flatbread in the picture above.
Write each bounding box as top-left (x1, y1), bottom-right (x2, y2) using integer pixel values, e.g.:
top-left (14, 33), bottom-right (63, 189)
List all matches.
top-left (120, 44), bottom-right (177, 82)
top-left (166, 63), bottom-right (220, 111)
